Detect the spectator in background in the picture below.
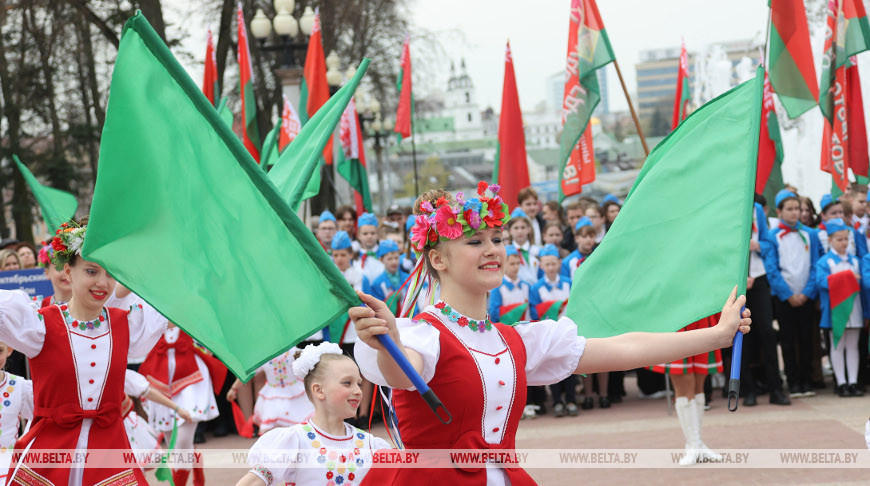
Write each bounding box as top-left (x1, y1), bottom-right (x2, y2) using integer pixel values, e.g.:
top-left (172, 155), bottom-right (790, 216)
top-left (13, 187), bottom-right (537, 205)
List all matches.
top-left (507, 208), bottom-right (541, 284)
top-left (851, 183), bottom-right (868, 232)
top-left (799, 196), bottom-right (819, 228)
top-left (0, 239), bottom-right (18, 251)
top-left (315, 210), bottom-right (338, 253)
top-left (602, 196), bottom-right (621, 230)
top-left (562, 201), bottom-right (586, 253)
top-left (335, 205), bottom-right (357, 238)
top-left (0, 249), bottom-right (21, 271)
top-left (518, 186), bottom-right (545, 246)
top-left (385, 205), bottom-right (406, 225)
top-left (585, 205), bottom-right (607, 244)
top-left (14, 242), bottom-right (37, 269)
top-left (542, 223), bottom-right (570, 259)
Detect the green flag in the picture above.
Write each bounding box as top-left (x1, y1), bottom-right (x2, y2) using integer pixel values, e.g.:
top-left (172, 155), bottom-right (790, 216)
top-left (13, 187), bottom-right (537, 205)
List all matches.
top-left (216, 97), bottom-right (233, 128)
top-left (565, 66), bottom-right (764, 338)
top-left (269, 59), bottom-right (371, 211)
top-left (82, 13), bottom-right (358, 380)
top-left (260, 119), bottom-right (282, 169)
top-left (14, 155), bottom-right (77, 233)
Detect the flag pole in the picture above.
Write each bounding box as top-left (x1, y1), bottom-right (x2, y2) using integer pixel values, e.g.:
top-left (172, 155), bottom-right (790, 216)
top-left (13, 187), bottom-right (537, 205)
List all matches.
top-left (410, 105), bottom-right (419, 196)
top-left (612, 59), bottom-right (650, 157)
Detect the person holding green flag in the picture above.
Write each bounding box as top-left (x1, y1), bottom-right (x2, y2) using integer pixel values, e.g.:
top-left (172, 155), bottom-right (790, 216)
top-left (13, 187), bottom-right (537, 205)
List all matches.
top-left (348, 182), bottom-right (751, 484)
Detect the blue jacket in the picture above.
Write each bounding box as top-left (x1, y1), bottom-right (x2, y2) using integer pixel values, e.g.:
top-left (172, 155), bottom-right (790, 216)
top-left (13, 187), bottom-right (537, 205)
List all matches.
top-left (816, 251), bottom-right (863, 328)
top-left (369, 269), bottom-right (409, 303)
top-left (488, 277), bottom-right (530, 322)
top-left (529, 275), bottom-right (572, 320)
top-left (767, 222), bottom-right (821, 300)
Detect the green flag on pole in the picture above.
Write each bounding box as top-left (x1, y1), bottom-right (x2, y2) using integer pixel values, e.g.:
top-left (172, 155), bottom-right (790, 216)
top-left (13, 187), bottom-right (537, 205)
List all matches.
top-left (82, 12), bottom-right (358, 380)
top-left (14, 155), bottom-right (77, 233)
top-left (565, 66), bottom-right (764, 338)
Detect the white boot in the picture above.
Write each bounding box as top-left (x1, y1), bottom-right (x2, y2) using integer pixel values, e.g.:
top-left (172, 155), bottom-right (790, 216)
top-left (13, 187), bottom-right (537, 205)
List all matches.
top-left (693, 392), bottom-right (722, 462)
top-left (674, 396), bottom-right (699, 466)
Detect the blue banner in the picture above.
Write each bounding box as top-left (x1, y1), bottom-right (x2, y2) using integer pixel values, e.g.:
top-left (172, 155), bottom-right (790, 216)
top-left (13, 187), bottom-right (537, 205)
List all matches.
top-left (0, 268), bottom-right (54, 303)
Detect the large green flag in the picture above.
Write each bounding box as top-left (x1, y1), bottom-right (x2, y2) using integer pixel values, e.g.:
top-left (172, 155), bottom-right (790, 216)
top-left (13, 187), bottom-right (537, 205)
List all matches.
top-left (14, 155), bottom-right (77, 233)
top-left (260, 119), bottom-right (282, 169)
top-left (269, 59), bottom-right (370, 211)
top-left (82, 13), bottom-right (358, 380)
top-left (565, 66), bottom-right (763, 338)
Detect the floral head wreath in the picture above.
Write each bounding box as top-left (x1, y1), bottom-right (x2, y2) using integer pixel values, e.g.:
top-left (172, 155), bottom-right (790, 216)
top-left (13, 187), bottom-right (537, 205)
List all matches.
top-left (49, 222), bottom-right (87, 270)
top-left (409, 181), bottom-right (511, 255)
top-left (37, 243), bottom-right (53, 268)
top-left (292, 342), bottom-right (343, 380)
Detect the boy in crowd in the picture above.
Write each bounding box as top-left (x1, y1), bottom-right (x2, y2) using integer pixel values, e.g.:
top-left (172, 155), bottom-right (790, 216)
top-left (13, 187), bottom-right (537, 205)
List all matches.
top-left (354, 212), bottom-right (384, 282)
top-left (518, 187), bottom-right (546, 246)
top-left (561, 217), bottom-right (596, 280)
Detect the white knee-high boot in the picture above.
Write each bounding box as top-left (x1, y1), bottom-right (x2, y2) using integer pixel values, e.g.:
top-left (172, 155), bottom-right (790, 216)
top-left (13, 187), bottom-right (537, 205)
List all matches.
top-left (693, 393), bottom-right (722, 462)
top-left (675, 396), bottom-right (699, 466)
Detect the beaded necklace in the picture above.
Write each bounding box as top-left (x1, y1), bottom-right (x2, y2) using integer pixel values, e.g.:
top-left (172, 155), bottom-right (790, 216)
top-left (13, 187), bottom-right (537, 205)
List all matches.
top-left (433, 301), bottom-right (493, 333)
top-left (59, 304), bottom-right (107, 331)
top-left (303, 421), bottom-right (365, 485)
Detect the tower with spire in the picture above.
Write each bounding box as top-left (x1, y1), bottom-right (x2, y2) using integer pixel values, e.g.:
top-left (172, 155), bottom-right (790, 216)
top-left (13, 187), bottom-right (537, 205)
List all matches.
top-left (445, 58), bottom-right (483, 140)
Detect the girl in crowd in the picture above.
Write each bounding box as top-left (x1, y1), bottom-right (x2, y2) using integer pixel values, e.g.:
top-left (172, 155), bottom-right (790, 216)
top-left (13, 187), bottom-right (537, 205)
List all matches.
top-left (350, 183), bottom-right (750, 483)
top-left (0, 250), bottom-right (20, 271)
top-left (236, 343), bottom-right (392, 486)
top-left (335, 205), bottom-right (358, 239)
top-left (506, 208), bottom-right (540, 284)
top-left (14, 242), bottom-right (37, 269)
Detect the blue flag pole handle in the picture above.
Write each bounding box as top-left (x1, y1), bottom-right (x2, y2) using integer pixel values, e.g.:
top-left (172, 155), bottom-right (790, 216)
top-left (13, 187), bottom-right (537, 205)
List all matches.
top-left (726, 306), bottom-right (746, 412)
top-left (376, 334), bottom-right (452, 424)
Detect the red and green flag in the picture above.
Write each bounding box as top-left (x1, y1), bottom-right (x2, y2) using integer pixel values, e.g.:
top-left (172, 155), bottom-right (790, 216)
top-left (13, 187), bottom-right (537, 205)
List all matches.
top-left (768, 0), bottom-right (819, 118)
top-left (819, 0), bottom-right (870, 193)
top-left (492, 41), bottom-right (530, 209)
top-left (202, 29), bottom-right (218, 107)
top-left (536, 300), bottom-right (567, 321)
top-left (395, 34), bottom-right (413, 139)
top-left (14, 155), bottom-right (78, 233)
top-left (297, 8), bottom-right (330, 197)
top-left (828, 270), bottom-right (860, 348)
top-left (558, 0), bottom-right (614, 201)
top-left (672, 40), bottom-right (690, 129)
top-left (237, 3), bottom-right (260, 162)
top-left (500, 302), bottom-right (529, 326)
top-left (261, 96), bottom-right (301, 169)
top-left (337, 97), bottom-right (373, 214)
top-left (846, 56), bottom-right (868, 180)
top-left (757, 71), bottom-right (785, 203)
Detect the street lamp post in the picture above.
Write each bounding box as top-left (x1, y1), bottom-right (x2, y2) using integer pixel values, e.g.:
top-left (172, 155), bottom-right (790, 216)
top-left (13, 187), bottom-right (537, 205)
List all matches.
top-left (355, 92), bottom-right (394, 214)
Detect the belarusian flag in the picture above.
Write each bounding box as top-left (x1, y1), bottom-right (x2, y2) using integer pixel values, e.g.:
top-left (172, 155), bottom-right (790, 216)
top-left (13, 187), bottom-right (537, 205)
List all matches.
top-left (492, 41), bottom-right (530, 210)
top-left (672, 40), bottom-right (690, 129)
top-left (828, 270), bottom-right (860, 348)
top-left (202, 29), bottom-right (219, 107)
top-left (296, 8), bottom-right (330, 197)
top-left (337, 97), bottom-right (373, 213)
top-left (757, 71), bottom-right (785, 197)
top-left (846, 56), bottom-right (868, 179)
top-left (269, 60), bottom-right (371, 211)
top-left (261, 96), bottom-right (301, 169)
top-left (237, 3), bottom-right (260, 162)
top-left (500, 302), bottom-right (529, 326)
top-left (14, 155), bottom-right (77, 233)
top-left (395, 34), bottom-right (412, 139)
top-left (768, 0), bottom-right (819, 118)
top-left (536, 300), bottom-right (567, 321)
top-left (819, 0), bottom-right (870, 192)
top-left (557, 0), bottom-right (614, 201)
top-left (565, 67), bottom-right (764, 338)
top-left (216, 97), bottom-right (233, 127)
top-left (83, 13), bottom-right (359, 380)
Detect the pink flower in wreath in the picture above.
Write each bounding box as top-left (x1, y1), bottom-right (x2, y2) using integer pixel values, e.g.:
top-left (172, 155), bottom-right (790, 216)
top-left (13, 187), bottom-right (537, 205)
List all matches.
top-left (435, 205), bottom-right (463, 240)
top-left (410, 215), bottom-right (433, 251)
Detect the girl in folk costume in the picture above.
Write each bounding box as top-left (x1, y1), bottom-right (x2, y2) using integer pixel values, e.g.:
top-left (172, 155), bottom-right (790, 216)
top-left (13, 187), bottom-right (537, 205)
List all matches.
top-left (355, 213), bottom-right (385, 283)
top-left (0, 222), bottom-right (167, 486)
top-left (36, 243), bottom-right (71, 308)
top-left (818, 219), bottom-right (865, 398)
top-left (351, 183), bottom-right (751, 485)
top-left (227, 347), bottom-right (314, 434)
top-left (138, 321), bottom-right (226, 486)
top-left (122, 370), bottom-right (192, 466)
top-left (235, 343), bottom-right (392, 486)
top-left (506, 208), bottom-right (540, 285)
top-left (0, 341), bottom-right (33, 483)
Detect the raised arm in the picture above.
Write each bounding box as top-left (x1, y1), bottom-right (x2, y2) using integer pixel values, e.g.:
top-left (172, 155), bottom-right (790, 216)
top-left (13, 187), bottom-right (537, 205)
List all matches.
top-left (0, 290), bottom-right (46, 358)
top-left (575, 287), bottom-right (751, 374)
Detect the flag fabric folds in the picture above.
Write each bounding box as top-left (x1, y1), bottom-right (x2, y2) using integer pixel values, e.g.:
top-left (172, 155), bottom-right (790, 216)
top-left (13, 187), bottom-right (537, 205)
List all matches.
top-left (672, 41), bottom-right (691, 129)
top-left (261, 96), bottom-right (302, 169)
top-left (564, 67), bottom-right (764, 338)
top-left (557, 0), bottom-right (614, 201)
top-left (237, 3), bottom-right (261, 162)
top-left (14, 155), bottom-right (78, 233)
top-left (202, 29), bottom-right (219, 107)
top-left (493, 41), bottom-right (530, 210)
top-left (768, 0), bottom-right (819, 118)
top-left (828, 270), bottom-right (860, 348)
top-left (756, 72), bottom-right (785, 197)
top-left (395, 35), bottom-right (413, 139)
top-left (269, 60), bottom-right (372, 212)
top-left (337, 97), bottom-right (373, 213)
top-left (82, 13), bottom-right (358, 380)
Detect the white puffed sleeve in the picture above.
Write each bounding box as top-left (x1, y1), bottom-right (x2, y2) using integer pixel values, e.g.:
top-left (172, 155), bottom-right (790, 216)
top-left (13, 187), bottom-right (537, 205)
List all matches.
top-left (125, 301), bottom-right (169, 360)
top-left (247, 426), bottom-right (299, 485)
top-left (0, 290), bottom-right (45, 358)
top-left (514, 317), bottom-right (587, 386)
top-left (353, 318), bottom-right (440, 390)
top-left (19, 378), bottom-right (33, 421)
top-left (124, 369), bottom-right (150, 399)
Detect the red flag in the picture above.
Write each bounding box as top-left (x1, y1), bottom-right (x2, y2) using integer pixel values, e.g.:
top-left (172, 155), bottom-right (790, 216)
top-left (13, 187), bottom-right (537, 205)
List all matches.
top-left (300, 9), bottom-right (332, 165)
top-left (278, 95), bottom-right (301, 152)
top-left (395, 35), bottom-right (413, 139)
top-left (202, 29), bottom-right (218, 107)
top-left (757, 72), bottom-right (779, 193)
top-left (494, 41), bottom-right (530, 209)
top-left (339, 97), bottom-right (373, 214)
top-left (672, 41), bottom-right (690, 129)
top-left (230, 401), bottom-right (255, 438)
top-left (237, 3), bottom-right (261, 162)
top-left (847, 57), bottom-right (868, 177)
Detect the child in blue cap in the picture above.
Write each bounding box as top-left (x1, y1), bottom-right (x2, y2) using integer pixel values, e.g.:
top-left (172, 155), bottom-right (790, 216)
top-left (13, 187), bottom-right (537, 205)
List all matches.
top-left (369, 240), bottom-right (409, 313)
top-left (561, 217), bottom-right (596, 280)
top-left (507, 207), bottom-right (540, 284)
top-left (817, 194), bottom-right (857, 255)
top-left (354, 213), bottom-right (384, 282)
top-left (316, 210), bottom-right (338, 253)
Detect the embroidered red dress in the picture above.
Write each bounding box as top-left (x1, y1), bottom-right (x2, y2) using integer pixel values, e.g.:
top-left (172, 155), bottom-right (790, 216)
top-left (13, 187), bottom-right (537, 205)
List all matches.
top-left (355, 304), bottom-right (587, 485)
top-left (0, 290), bottom-right (166, 486)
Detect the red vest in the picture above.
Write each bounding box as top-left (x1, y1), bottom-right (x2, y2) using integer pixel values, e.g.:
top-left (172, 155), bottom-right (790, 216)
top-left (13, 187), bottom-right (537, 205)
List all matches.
top-left (363, 312), bottom-right (536, 485)
top-left (138, 330), bottom-right (203, 398)
top-left (12, 305), bottom-right (147, 485)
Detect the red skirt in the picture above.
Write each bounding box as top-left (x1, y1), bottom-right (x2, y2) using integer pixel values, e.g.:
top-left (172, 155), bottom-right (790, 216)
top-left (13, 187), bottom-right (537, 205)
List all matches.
top-left (650, 314), bottom-right (724, 375)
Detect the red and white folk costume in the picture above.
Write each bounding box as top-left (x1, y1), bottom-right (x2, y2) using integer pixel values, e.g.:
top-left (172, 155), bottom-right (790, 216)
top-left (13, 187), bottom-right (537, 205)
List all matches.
top-left (354, 304), bottom-right (586, 485)
top-left (252, 349), bottom-right (313, 434)
top-left (0, 290), bottom-right (166, 486)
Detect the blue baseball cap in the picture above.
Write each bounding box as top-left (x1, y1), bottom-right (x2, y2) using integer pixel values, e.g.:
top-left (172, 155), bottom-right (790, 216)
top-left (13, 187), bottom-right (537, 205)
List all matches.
top-left (331, 231), bottom-right (352, 251)
top-left (539, 244), bottom-right (560, 258)
top-left (775, 189), bottom-right (798, 208)
top-left (825, 217), bottom-right (849, 235)
top-left (574, 216), bottom-right (593, 231)
top-left (357, 212), bottom-right (378, 229)
top-left (319, 210), bottom-right (336, 224)
top-left (376, 239), bottom-right (400, 258)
